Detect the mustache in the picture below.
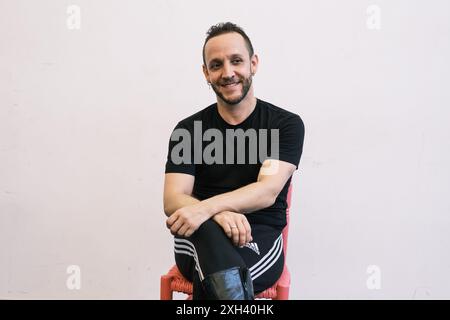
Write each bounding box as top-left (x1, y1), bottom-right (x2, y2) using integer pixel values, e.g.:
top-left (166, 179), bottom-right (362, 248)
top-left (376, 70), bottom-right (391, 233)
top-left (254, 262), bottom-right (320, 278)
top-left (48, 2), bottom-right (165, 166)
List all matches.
top-left (220, 79), bottom-right (241, 86)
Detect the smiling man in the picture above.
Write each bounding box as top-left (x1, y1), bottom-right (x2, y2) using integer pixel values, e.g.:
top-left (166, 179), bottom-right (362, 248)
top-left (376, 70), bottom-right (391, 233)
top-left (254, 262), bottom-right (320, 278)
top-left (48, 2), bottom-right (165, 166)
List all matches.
top-left (164, 22), bottom-right (305, 300)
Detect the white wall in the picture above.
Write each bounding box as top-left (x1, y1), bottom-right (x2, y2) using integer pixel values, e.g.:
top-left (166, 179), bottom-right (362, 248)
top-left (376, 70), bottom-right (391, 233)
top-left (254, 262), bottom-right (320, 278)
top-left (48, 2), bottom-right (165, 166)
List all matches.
top-left (1, 0), bottom-right (450, 299)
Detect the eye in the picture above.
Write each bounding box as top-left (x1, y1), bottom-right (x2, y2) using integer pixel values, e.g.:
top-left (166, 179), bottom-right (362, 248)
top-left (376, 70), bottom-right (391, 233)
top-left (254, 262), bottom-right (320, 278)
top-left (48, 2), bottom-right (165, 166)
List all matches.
top-left (232, 59), bottom-right (242, 64)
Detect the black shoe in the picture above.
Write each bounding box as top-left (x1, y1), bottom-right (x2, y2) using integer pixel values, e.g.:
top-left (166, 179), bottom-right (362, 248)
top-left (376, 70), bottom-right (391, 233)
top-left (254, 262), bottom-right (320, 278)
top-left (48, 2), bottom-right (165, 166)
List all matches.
top-left (202, 266), bottom-right (254, 300)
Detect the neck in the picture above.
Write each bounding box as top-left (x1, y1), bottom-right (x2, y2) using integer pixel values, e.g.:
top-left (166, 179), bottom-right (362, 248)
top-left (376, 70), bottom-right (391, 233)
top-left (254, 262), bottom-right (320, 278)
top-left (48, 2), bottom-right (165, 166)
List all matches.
top-left (216, 89), bottom-right (257, 125)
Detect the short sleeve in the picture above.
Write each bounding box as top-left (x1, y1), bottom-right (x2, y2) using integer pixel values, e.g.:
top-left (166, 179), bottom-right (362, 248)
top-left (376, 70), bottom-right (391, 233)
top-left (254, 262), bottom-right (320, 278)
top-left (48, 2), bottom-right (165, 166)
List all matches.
top-left (165, 122), bottom-right (196, 176)
top-left (278, 115), bottom-right (305, 169)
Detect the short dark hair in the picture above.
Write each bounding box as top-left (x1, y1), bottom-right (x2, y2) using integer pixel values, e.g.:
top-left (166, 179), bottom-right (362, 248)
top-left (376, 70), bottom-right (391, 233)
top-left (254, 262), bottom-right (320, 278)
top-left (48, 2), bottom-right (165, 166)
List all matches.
top-left (202, 22), bottom-right (254, 66)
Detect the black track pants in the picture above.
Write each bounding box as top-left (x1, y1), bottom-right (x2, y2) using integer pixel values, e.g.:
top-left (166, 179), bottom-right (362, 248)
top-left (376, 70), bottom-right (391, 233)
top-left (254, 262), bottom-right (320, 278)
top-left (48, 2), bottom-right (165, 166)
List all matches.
top-left (174, 219), bottom-right (284, 294)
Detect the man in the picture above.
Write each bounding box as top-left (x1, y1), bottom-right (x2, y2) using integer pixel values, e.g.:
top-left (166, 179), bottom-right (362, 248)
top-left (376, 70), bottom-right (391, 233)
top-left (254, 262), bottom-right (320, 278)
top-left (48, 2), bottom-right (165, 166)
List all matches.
top-left (164, 22), bottom-right (304, 300)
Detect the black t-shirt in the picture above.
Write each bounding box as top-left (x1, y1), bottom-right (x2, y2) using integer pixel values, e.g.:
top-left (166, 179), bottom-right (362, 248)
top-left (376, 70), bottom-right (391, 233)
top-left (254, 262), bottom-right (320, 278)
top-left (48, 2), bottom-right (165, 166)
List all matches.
top-left (165, 98), bottom-right (305, 230)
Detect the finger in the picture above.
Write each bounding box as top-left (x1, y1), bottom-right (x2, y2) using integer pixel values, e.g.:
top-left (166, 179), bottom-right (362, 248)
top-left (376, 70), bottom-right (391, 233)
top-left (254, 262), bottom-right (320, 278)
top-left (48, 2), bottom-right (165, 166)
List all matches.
top-left (166, 213), bottom-right (178, 228)
top-left (231, 224), bottom-right (240, 246)
top-left (170, 219), bottom-right (183, 236)
top-left (177, 224), bottom-right (189, 238)
top-left (241, 218), bottom-right (252, 243)
top-left (166, 219), bottom-right (177, 230)
top-left (184, 228), bottom-right (194, 238)
top-left (237, 220), bottom-right (247, 247)
top-left (216, 215), bottom-right (233, 238)
top-left (223, 222), bottom-right (233, 238)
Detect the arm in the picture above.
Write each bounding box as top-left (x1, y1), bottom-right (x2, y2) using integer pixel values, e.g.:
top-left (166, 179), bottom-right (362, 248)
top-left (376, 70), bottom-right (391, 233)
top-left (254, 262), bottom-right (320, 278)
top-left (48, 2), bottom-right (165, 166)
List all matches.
top-left (164, 172), bottom-right (253, 245)
top-left (199, 159), bottom-right (296, 216)
top-left (166, 113), bottom-right (304, 239)
top-left (163, 173), bottom-right (199, 217)
top-left (167, 159), bottom-right (296, 237)
top-left (163, 172), bottom-right (211, 238)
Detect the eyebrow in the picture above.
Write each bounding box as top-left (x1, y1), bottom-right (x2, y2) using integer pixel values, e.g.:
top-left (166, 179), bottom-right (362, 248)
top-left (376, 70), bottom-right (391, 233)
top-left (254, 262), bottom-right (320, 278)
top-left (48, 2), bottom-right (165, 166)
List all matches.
top-left (208, 54), bottom-right (244, 66)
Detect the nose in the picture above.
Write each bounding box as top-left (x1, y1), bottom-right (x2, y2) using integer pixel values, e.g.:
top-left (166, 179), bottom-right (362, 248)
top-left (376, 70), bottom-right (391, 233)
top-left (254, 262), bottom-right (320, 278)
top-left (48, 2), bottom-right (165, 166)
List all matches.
top-left (222, 61), bottom-right (235, 80)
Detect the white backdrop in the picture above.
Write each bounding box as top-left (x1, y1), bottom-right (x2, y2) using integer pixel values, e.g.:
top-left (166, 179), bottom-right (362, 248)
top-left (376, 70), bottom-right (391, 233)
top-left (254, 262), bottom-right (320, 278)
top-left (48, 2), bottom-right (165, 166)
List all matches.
top-left (1, 0), bottom-right (450, 299)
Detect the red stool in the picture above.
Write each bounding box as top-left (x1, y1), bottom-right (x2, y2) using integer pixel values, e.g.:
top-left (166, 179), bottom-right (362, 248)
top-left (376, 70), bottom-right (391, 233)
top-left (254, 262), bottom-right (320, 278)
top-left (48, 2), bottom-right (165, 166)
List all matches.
top-left (161, 185), bottom-right (293, 300)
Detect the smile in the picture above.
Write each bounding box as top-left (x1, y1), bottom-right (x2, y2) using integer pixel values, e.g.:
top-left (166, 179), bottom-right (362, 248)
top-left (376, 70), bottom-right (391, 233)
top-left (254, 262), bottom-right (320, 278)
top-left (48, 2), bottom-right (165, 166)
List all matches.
top-left (222, 82), bottom-right (240, 89)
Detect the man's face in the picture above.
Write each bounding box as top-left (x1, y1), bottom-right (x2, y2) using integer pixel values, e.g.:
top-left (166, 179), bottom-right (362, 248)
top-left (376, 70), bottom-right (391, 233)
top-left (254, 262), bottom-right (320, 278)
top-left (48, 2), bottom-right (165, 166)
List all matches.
top-left (203, 32), bottom-right (258, 105)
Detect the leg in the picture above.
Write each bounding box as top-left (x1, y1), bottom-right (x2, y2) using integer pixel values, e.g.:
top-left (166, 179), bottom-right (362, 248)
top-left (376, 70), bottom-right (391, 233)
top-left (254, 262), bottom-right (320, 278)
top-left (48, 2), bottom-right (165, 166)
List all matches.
top-left (174, 219), bottom-right (253, 300)
top-left (235, 223), bottom-right (285, 295)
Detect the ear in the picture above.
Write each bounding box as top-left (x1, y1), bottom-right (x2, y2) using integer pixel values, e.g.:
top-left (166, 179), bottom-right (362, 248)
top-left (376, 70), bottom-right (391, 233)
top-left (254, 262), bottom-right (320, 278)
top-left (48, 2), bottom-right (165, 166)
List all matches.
top-left (250, 54), bottom-right (259, 75)
top-left (202, 64), bottom-right (210, 83)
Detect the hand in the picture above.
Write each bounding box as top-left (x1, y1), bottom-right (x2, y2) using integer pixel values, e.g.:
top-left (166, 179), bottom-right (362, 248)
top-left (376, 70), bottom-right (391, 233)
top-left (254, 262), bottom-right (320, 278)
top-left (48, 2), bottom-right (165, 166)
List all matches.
top-left (213, 211), bottom-right (253, 247)
top-left (166, 204), bottom-right (210, 238)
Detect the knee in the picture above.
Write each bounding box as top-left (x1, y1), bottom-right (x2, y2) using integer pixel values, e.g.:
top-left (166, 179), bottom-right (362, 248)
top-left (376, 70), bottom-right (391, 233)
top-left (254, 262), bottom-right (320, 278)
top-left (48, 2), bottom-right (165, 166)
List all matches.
top-left (191, 219), bottom-right (222, 239)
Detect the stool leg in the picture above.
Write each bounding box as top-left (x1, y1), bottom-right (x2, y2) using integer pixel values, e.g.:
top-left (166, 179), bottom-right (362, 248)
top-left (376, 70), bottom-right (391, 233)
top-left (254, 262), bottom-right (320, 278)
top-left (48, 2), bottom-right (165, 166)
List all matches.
top-left (274, 285), bottom-right (289, 300)
top-left (160, 275), bottom-right (173, 300)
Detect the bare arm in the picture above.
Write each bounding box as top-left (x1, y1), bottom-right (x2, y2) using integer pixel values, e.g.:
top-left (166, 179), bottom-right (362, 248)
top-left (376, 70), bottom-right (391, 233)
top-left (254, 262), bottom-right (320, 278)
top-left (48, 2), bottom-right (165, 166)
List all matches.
top-left (197, 159), bottom-right (296, 216)
top-left (163, 173), bottom-right (199, 217)
top-left (164, 172), bottom-right (253, 245)
top-left (166, 159), bottom-right (296, 237)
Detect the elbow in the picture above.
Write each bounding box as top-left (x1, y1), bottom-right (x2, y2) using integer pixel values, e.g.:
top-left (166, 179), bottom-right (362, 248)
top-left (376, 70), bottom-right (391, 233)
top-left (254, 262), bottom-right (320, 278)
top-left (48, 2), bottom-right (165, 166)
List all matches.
top-left (163, 200), bottom-right (174, 217)
top-left (164, 207), bottom-right (171, 217)
top-left (262, 190), bottom-right (277, 209)
top-left (163, 192), bottom-right (178, 217)
top-left (264, 186), bottom-right (279, 208)
top-left (267, 195), bottom-right (277, 208)
top-left (256, 179), bottom-right (281, 209)
top-left (164, 204), bottom-right (175, 217)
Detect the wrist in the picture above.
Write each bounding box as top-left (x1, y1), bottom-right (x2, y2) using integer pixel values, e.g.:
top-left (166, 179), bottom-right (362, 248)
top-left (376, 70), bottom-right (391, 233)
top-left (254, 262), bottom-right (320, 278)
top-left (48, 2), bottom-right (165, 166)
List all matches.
top-left (193, 201), bottom-right (216, 219)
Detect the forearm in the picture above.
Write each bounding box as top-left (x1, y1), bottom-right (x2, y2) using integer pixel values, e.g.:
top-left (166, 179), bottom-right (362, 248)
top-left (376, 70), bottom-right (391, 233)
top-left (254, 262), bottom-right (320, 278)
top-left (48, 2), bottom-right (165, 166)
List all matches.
top-left (164, 194), bottom-right (200, 217)
top-left (198, 181), bottom-right (277, 217)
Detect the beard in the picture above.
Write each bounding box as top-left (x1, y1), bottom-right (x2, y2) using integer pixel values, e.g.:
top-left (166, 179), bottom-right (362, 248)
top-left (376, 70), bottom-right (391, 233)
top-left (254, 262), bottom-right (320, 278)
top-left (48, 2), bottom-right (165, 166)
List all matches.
top-left (210, 74), bottom-right (253, 105)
